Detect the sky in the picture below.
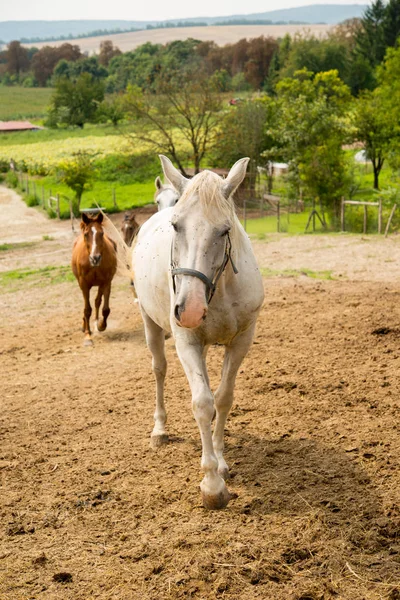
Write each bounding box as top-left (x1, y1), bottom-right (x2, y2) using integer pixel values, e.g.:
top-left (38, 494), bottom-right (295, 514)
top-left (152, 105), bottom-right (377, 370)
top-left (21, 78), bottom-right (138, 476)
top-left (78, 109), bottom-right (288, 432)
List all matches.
top-left (1, 0), bottom-right (368, 22)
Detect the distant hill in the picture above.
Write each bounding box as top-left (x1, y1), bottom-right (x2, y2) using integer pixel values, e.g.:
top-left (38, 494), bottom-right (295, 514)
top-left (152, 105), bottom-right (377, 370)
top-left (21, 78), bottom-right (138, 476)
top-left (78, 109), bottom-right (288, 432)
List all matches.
top-left (0, 5), bottom-right (367, 43)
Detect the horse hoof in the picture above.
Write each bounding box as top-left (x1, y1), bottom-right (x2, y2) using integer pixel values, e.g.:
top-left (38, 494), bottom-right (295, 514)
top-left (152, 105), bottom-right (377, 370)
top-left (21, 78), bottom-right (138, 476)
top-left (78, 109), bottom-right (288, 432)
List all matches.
top-left (97, 321), bottom-right (107, 332)
top-left (201, 487), bottom-right (234, 510)
top-left (150, 434), bottom-right (169, 449)
top-left (83, 338), bottom-right (93, 347)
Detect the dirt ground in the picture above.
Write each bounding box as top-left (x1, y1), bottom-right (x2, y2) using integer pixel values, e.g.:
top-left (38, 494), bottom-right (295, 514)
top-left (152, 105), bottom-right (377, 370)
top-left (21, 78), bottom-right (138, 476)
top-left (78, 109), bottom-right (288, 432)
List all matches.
top-left (1, 187), bottom-right (400, 600)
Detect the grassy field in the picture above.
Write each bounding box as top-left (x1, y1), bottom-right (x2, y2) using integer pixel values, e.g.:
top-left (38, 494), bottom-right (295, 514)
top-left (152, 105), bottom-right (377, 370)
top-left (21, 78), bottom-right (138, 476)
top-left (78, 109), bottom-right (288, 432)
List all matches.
top-left (0, 86), bottom-right (53, 121)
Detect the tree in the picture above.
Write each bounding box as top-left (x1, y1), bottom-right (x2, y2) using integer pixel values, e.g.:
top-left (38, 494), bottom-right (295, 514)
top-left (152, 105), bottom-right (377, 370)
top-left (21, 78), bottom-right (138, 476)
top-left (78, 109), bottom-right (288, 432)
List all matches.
top-left (49, 72), bottom-right (104, 128)
top-left (57, 152), bottom-right (95, 215)
top-left (212, 96), bottom-right (277, 189)
top-left (354, 89), bottom-right (396, 189)
top-left (123, 73), bottom-right (223, 175)
top-left (98, 40), bottom-right (121, 66)
top-left (356, 0), bottom-right (387, 67)
top-left (6, 41), bottom-right (29, 75)
top-left (275, 69), bottom-right (352, 224)
top-left (31, 43), bottom-right (81, 86)
top-left (53, 56), bottom-right (108, 81)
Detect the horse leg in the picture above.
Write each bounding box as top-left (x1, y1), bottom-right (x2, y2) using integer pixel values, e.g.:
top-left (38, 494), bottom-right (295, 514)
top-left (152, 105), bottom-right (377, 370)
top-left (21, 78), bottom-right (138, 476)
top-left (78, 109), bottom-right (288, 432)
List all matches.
top-left (175, 336), bottom-right (231, 510)
top-left (94, 285), bottom-right (103, 332)
top-left (98, 282), bottom-right (111, 332)
top-left (142, 309), bottom-right (168, 448)
top-left (213, 325), bottom-right (256, 481)
top-left (81, 283), bottom-right (93, 346)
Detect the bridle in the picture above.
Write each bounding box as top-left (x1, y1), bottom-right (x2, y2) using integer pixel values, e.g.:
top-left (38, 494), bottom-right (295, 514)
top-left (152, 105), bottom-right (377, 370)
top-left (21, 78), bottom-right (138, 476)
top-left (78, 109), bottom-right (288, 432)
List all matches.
top-left (171, 232), bottom-right (238, 304)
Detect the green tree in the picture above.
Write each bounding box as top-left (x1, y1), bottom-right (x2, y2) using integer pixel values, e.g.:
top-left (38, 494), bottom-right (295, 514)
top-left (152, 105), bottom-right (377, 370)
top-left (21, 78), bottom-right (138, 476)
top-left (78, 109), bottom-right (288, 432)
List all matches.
top-left (356, 0), bottom-right (387, 67)
top-left (57, 152), bottom-right (95, 215)
top-left (124, 73), bottom-right (223, 175)
top-left (276, 69), bottom-right (352, 224)
top-left (354, 89), bottom-right (396, 189)
top-left (212, 96), bottom-right (277, 189)
top-left (49, 72), bottom-right (104, 128)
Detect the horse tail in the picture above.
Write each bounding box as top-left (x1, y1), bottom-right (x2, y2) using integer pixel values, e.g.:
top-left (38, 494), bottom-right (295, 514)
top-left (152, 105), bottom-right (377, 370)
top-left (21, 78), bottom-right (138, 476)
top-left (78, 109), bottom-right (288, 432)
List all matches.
top-left (101, 213), bottom-right (135, 282)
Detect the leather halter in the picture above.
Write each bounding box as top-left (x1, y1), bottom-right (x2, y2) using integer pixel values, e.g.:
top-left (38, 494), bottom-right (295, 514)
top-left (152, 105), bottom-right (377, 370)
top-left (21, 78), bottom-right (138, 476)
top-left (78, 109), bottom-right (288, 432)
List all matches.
top-left (171, 233), bottom-right (238, 304)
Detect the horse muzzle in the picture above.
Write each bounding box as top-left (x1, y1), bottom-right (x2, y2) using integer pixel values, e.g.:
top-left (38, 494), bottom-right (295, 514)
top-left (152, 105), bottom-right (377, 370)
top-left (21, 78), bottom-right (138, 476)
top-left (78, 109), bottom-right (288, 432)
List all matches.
top-left (90, 255), bottom-right (102, 267)
top-left (174, 299), bottom-right (207, 329)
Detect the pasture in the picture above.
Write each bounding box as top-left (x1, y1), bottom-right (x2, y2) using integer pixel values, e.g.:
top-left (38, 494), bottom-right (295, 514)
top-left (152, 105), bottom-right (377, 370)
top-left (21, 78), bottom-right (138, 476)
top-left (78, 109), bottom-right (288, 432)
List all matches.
top-left (1, 187), bottom-right (400, 599)
top-left (0, 87), bottom-right (53, 121)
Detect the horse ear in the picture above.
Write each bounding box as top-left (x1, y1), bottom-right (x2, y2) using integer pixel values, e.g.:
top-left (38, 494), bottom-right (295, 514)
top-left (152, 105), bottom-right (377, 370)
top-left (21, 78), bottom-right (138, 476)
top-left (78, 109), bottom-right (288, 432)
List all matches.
top-left (96, 212), bottom-right (104, 224)
top-left (82, 212), bottom-right (90, 224)
top-left (159, 155), bottom-right (189, 194)
top-left (222, 157), bottom-right (250, 199)
top-left (155, 176), bottom-right (163, 191)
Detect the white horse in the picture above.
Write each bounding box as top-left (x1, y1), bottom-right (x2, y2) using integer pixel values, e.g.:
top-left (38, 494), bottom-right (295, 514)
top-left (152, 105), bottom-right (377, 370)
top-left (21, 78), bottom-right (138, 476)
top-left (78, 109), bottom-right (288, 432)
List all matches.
top-left (133, 156), bottom-right (264, 509)
top-left (154, 176), bottom-right (179, 211)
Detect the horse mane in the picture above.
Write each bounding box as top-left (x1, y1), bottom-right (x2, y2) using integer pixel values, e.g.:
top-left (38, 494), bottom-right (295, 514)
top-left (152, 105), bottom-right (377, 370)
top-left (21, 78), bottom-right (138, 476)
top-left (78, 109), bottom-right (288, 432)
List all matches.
top-left (178, 170), bottom-right (245, 249)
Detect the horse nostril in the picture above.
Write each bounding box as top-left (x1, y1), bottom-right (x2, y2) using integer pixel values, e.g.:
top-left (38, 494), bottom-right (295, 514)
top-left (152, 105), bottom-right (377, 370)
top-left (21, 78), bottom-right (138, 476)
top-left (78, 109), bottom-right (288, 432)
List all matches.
top-left (174, 304), bottom-right (183, 322)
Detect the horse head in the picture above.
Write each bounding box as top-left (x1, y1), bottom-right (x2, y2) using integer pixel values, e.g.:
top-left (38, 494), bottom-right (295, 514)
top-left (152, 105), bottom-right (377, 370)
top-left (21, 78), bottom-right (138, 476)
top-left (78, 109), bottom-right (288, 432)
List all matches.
top-left (121, 211), bottom-right (139, 247)
top-left (81, 212), bottom-right (106, 267)
top-left (154, 176), bottom-right (180, 211)
top-left (159, 155), bottom-right (249, 329)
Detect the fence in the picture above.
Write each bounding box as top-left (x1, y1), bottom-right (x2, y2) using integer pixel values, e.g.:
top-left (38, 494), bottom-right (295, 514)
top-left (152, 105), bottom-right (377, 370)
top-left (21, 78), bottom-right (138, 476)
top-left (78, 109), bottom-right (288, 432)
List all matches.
top-left (16, 172), bottom-right (119, 230)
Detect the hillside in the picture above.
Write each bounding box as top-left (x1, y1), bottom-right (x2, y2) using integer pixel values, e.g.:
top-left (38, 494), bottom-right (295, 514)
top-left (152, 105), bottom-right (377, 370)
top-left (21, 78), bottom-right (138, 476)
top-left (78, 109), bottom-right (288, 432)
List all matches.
top-left (0, 4), bottom-right (366, 43)
top-left (24, 24), bottom-right (333, 53)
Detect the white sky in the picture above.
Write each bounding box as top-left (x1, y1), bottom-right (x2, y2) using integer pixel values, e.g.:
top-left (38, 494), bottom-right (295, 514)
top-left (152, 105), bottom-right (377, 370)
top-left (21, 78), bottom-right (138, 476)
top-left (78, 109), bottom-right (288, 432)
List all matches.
top-left (1, 0), bottom-right (368, 22)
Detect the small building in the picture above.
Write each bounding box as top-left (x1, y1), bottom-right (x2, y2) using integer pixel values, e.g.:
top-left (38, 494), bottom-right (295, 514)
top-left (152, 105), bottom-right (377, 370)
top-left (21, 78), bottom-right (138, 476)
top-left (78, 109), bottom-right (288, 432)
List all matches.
top-left (0, 121), bottom-right (42, 133)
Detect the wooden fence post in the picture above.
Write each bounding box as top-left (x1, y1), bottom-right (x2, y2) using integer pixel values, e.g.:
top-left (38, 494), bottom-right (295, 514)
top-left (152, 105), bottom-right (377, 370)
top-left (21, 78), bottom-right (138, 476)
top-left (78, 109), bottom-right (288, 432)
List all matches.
top-left (341, 197), bottom-right (345, 232)
top-left (378, 198), bottom-right (382, 234)
top-left (363, 204), bottom-right (367, 234)
top-left (385, 204), bottom-right (397, 237)
top-left (277, 200), bottom-right (280, 233)
top-left (243, 197), bottom-right (247, 232)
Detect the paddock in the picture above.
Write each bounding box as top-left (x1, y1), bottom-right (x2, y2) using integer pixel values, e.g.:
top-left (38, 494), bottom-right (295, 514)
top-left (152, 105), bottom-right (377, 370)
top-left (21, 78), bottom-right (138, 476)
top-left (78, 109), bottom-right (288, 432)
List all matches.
top-left (1, 187), bottom-right (400, 599)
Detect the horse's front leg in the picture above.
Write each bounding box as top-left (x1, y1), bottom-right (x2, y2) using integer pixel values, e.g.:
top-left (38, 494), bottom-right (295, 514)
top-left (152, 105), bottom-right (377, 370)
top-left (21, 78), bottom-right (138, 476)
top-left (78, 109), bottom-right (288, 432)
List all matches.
top-left (94, 285), bottom-right (103, 331)
top-left (142, 309), bottom-right (168, 447)
top-left (175, 335), bottom-right (232, 510)
top-left (213, 325), bottom-right (256, 480)
top-left (98, 282), bottom-right (111, 332)
top-left (80, 282), bottom-right (93, 346)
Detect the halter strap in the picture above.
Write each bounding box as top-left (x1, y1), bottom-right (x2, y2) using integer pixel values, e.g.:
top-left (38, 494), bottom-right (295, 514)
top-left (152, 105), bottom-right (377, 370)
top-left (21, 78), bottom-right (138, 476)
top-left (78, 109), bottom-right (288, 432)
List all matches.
top-left (171, 233), bottom-right (238, 304)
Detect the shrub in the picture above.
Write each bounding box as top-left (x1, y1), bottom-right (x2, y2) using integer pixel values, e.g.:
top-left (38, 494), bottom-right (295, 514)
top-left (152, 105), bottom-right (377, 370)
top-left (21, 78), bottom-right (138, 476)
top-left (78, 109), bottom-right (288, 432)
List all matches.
top-left (95, 152), bottom-right (160, 183)
top-left (5, 171), bottom-right (18, 188)
top-left (26, 194), bottom-right (39, 207)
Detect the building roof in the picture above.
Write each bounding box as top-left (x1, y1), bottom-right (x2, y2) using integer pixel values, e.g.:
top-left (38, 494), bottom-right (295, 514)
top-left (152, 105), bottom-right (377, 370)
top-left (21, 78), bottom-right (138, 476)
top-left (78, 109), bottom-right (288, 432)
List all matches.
top-left (0, 121), bottom-right (42, 132)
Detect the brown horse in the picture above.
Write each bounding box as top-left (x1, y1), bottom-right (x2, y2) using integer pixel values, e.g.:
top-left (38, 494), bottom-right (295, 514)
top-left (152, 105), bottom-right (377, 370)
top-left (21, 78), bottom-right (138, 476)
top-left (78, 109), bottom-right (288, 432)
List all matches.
top-left (72, 212), bottom-right (117, 346)
top-left (121, 211), bottom-right (140, 246)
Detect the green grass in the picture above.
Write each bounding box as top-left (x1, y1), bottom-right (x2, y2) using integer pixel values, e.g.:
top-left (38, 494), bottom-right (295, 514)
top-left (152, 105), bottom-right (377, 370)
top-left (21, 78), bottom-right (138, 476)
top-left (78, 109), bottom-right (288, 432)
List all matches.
top-left (0, 86), bottom-right (53, 121)
top-left (0, 241), bottom-right (36, 252)
top-left (0, 265), bottom-right (75, 292)
top-left (33, 176), bottom-right (156, 215)
top-left (260, 267), bottom-right (336, 280)
top-left (242, 211), bottom-right (327, 235)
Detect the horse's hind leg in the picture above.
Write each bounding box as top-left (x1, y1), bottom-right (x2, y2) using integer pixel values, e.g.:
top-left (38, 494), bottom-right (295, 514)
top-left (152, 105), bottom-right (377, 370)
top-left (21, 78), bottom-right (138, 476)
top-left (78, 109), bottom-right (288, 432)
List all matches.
top-left (213, 324), bottom-right (256, 480)
top-left (141, 309), bottom-right (168, 448)
top-left (98, 282), bottom-right (111, 332)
